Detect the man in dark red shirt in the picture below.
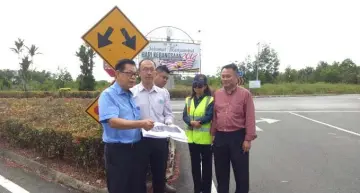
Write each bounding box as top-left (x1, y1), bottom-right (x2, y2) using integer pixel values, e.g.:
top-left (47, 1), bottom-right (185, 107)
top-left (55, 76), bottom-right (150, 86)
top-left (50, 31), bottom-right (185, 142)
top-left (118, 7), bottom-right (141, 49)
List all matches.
top-left (211, 63), bottom-right (257, 193)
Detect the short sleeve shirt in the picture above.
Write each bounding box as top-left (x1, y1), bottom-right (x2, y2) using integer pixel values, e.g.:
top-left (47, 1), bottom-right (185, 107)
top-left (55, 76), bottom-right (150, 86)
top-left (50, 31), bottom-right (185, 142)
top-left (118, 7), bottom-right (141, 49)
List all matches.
top-left (98, 81), bottom-right (141, 143)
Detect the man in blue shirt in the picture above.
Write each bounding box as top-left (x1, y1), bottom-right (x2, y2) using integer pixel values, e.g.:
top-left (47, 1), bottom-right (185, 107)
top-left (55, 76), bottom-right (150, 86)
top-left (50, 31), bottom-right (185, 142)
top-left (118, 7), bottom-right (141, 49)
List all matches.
top-left (98, 58), bottom-right (154, 193)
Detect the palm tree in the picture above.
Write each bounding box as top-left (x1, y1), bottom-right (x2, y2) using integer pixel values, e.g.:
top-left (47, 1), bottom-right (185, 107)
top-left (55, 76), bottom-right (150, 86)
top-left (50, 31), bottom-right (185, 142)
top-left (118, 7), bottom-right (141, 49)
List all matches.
top-left (26, 44), bottom-right (41, 86)
top-left (10, 38), bottom-right (25, 61)
top-left (19, 56), bottom-right (32, 91)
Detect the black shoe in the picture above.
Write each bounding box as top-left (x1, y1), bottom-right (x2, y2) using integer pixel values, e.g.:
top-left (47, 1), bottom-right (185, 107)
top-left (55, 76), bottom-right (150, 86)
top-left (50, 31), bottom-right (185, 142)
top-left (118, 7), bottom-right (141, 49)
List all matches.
top-left (165, 183), bottom-right (176, 193)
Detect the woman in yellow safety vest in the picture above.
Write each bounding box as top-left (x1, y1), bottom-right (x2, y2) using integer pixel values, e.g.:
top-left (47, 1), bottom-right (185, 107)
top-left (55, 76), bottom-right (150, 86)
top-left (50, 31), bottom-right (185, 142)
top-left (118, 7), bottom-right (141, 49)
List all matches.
top-left (182, 74), bottom-right (214, 193)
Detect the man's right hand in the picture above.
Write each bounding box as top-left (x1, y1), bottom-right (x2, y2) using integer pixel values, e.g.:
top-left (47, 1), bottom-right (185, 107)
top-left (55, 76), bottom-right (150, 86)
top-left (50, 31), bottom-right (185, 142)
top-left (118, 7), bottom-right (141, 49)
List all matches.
top-left (142, 119), bottom-right (154, 130)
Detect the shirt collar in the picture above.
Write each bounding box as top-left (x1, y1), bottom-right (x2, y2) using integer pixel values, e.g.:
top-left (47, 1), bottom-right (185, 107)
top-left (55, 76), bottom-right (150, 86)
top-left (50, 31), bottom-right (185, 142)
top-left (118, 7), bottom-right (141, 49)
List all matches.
top-left (139, 82), bottom-right (159, 93)
top-left (195, 95), bottom-right (205, 100)
top-left (113, 81), bottom-right (132, 96)
top-left (222, 86), bottom-right (238, 95)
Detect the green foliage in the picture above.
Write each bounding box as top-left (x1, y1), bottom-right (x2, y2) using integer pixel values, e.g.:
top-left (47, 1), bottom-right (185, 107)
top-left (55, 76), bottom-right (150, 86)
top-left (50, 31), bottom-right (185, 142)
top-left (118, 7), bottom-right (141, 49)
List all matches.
top-left (0, 97), bottom-right (176, 176)
top-left (0, 120), bottom-right (104, 173)
top-left (10, 38), bottom-right (41, 91)
top-left (248, 82), bottom-right (360, 96)
top-left (0, 69), bottom-right (109, 92)
top-left (234, 43), bottom-right (360, 85)
top-left (76, 44), bottom-right (96, 91)
top-left (0, 91), bottom-right (100, 98)
top-left (275, 59), bottom-right (360, 84)
top-left (77, 74), bottom-right (96, 91)
top-left (1, 82), bottom-right (359, 99)
top-left (55, 67), bottom-right (73, 89)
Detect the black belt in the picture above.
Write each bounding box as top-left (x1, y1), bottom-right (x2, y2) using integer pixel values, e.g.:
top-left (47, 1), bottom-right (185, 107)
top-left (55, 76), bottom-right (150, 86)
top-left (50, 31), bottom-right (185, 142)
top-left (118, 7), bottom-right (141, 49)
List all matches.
top-left (104, 141), bottom-right (139, 148)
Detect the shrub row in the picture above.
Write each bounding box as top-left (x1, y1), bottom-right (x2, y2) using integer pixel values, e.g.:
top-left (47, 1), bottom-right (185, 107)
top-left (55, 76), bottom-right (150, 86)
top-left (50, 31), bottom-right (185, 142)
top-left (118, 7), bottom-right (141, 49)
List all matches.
top-left (0, 119), bottom-right (105, 174)
top-left (0, 120), bottom-right (176, 181)
top-left (0, 91), bottom-right (101, 98)
top-left (0, 83), bottom-right (359, 99)
top-left (249, 82), bottom-right (360, 96)
top-left (0, 89), bottom-right (193, 99)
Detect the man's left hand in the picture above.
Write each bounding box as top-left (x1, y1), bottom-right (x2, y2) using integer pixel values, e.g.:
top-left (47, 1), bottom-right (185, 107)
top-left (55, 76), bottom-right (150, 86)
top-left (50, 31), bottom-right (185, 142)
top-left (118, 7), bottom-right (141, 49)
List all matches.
top-left (165, 120), bottom-right (173, 125)
top-left (242, 141), bottom-right (251, 152)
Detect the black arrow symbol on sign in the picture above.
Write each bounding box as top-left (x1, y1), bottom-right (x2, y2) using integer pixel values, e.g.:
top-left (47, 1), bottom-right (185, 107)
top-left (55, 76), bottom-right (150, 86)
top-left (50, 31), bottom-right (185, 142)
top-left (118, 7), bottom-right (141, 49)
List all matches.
top-left (97, 27), bottom-right (114, 48)
top-left (120, 28), bottom-right (136, 50)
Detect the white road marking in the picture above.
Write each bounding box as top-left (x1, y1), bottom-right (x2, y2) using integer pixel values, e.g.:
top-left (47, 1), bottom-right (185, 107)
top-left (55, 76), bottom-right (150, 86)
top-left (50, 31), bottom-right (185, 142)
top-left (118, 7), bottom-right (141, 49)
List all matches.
top-left (256, 126), bottom-right (263, 131)
top-left (172, 110), bottom-right (360, 114)
top-left (211, 180), bottom-right (217, 193)
top-left (289, 112), bottom-right (360, 137)
top-left (256, 118), bottom-right (280, 124)
top-left (256, 110), bottom-right (360, 113)
top-left (0, 174), bottom-right (30, 193)
top-left (200, 164), bottom-right (218, 193)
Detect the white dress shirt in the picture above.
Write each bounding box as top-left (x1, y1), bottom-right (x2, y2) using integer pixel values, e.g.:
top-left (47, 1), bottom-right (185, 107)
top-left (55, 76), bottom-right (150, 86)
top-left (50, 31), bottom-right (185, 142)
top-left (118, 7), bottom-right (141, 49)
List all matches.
top-left (130, 83), bottom-right (174, 128)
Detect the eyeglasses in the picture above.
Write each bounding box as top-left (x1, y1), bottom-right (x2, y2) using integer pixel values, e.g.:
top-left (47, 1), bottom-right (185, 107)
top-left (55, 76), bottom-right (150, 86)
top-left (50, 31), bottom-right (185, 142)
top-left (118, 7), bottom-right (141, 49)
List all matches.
top-left (119, 71), bottom-right (138, 78)
top-left (193, 82), bottom-right (204, 88)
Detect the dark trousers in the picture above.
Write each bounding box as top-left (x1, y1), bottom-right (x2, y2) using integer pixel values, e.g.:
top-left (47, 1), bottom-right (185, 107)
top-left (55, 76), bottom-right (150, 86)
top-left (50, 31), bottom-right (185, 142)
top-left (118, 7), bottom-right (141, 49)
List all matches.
top-left (104, 142), bottom-right (145, 193)
top-left (188, 143), bottom-right (213, 193)
top-left (138, 137), bottom-right (169, 193)
top-left (213, 129), bottom-right (249, 193)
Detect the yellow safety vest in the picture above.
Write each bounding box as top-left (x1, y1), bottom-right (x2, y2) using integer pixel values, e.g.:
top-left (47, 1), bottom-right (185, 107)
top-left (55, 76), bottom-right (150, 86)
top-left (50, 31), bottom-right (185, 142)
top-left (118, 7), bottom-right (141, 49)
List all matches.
top-left (184, 96), bottom-right (213, 145)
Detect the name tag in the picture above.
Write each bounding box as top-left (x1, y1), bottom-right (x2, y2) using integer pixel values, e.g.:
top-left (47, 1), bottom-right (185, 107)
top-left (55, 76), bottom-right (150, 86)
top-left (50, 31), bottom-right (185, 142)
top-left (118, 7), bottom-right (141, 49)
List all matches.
top-left (159, 99), bottom-right (164, 104)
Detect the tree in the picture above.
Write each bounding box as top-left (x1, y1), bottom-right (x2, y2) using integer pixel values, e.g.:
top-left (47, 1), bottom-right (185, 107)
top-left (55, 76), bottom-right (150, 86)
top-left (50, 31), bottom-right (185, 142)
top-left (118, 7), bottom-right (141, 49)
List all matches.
top-left (258, 43), bottom-right (280, 83)
top-left (76, 44), bottom-right (96, 91)
top-left (10, 38), bottom-right (41, 91)
top-left (55, 67), bottom-right (73, 89)
top-left (19, 56), bottom-right (31, 91)
top-left (236, 43), bottom-right (280, 83)
top-left (339, 58), bottom-right (358, 84)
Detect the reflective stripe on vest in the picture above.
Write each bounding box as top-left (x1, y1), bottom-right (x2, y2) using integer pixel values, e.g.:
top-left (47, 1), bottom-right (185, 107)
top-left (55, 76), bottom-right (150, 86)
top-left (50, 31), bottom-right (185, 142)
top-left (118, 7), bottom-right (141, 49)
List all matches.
top-left (184, 96), bottom-right (213, 144)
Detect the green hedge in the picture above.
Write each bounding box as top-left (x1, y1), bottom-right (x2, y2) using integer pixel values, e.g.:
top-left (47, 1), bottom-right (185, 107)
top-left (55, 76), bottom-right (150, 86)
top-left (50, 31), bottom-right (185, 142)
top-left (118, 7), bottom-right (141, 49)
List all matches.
top-left (0, 89), bottom-right (190, 98)
top-left (0, 120), bottom-right (105, 174)
top-left (248, 82), bottom-right (360, 95)
top-left (0, 83), bottom-right (359, 99)
top-left (0, 91), bottom-right (101, 98)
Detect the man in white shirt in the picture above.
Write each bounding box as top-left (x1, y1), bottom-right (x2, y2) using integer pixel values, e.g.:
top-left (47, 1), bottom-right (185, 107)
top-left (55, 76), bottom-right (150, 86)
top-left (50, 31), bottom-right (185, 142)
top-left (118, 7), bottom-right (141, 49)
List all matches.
top-left (131, 59), bottom-right (174, 193)
top-left (153, 65), bottom-right (177, 193)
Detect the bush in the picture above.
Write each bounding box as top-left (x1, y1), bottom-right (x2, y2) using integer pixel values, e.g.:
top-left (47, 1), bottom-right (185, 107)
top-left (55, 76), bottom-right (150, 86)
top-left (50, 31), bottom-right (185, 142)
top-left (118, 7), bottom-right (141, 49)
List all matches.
top-left (0, 83), bottom-right (359, 99)
top-left (247, 82), bottom-right (360, 96)
top-left (0, 119), bottom-right (105, 174)
top-left (0, 91), bottom-right (100, 98)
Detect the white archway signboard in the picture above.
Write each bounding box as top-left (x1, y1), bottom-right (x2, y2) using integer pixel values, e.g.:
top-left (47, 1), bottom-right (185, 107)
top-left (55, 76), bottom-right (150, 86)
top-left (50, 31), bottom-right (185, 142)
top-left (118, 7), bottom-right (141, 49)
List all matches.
top-left (137, 41), bottom-right (201, 72)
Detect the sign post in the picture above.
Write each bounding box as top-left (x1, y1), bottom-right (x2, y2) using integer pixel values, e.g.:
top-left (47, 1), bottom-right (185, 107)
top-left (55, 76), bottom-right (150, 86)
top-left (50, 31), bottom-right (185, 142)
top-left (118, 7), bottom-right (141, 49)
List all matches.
top-left (82, 6), bottom-right (149, 123)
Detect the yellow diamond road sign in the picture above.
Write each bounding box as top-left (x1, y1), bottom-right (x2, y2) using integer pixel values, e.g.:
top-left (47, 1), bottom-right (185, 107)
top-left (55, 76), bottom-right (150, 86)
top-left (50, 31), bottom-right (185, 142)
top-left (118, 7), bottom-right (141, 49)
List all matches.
top-left (82, 6), bottom-right (149, 123)
top-left (85, 96), bottom-right (100, 123)
top-left (85, 81), bottom-right (115, 123)
top-left (82, 6), bottom-right (149, 69)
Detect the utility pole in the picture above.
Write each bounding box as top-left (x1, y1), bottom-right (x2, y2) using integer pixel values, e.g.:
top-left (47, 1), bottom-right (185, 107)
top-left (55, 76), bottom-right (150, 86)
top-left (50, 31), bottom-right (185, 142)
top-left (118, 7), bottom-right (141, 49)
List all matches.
top-left (256, 42), bottom-right (260, 80)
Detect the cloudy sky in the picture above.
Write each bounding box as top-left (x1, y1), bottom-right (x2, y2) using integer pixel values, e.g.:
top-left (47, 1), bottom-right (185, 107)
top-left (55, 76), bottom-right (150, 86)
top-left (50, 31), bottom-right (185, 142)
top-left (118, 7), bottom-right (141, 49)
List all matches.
top-left (1, 0), bottom-right (359, 81)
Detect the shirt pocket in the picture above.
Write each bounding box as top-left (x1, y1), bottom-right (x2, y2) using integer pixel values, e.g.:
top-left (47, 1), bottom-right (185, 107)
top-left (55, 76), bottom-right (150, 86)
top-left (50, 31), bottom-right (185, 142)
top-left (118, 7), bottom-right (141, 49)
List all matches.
top-left (231, 102), bottom-right (245, 116)
top-left (133, 106), bottom-right (141, 120)
top-left (153, 98), bottom-right (164, 115)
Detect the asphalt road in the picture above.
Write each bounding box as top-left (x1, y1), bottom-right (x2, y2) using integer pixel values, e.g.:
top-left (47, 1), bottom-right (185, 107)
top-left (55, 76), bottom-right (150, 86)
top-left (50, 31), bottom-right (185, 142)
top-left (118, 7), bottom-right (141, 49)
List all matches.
top-left (0, 157), bottom-right (79, 193)
top-left (174, 94), bottom-right (360, 193)
top-left (0, 94), bottom-right (359, 193)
